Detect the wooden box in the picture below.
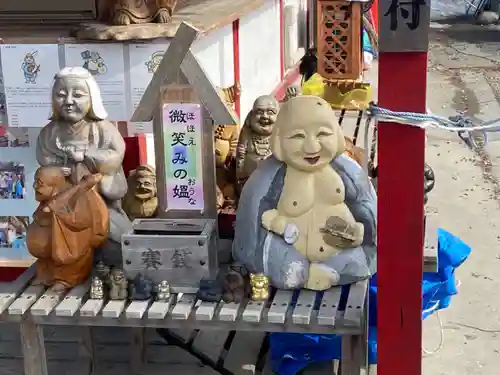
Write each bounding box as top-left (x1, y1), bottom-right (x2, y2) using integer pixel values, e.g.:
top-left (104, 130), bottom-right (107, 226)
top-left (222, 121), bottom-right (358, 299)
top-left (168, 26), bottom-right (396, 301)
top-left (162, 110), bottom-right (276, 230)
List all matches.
top-left (316, 0), bottom-right (362, 80)
top-left (121, 218), bottom-right (218, 293)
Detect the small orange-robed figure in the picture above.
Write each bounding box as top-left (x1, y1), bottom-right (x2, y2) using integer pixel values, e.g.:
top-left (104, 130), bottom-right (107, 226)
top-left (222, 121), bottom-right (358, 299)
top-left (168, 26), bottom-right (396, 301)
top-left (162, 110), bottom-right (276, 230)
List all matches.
top-left (27, 167), bottom-right (109, 292)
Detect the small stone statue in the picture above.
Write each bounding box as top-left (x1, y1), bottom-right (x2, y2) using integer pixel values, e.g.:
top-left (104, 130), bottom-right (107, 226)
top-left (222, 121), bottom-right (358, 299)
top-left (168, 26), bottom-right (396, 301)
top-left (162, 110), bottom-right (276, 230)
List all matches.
top-left (196, 278), bottom-right (223, 303)
top-left (128, 273), bottom-right (155, 300)
top-left (236, 95), bottom-right (279, 190)
top-left (122, 165), bottom-right (158, 220)
top-left (155, 280), bottom-right (171, 301)
top-left (89, 276), bottom-right (105, 300)
top-left (94, 260), bottom-right (111, 280)
top-left (107, 268), bottom-right (128, 300)
top-left (109, 0), bottom-right (178, 25)
top-left (249, 273), bottom-right (269, 301)
top-left (222, 270), bottom-right (250, 303)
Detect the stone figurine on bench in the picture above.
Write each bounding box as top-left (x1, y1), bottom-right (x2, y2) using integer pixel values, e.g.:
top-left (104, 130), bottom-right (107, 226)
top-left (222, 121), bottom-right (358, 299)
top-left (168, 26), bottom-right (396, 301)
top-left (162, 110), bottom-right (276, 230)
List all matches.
top-left (233, 96), bottom-right (377, 291)
top-left (122, 164), bottom-right (158, 220)
top-left (36, 66), bottom-right (132, 268)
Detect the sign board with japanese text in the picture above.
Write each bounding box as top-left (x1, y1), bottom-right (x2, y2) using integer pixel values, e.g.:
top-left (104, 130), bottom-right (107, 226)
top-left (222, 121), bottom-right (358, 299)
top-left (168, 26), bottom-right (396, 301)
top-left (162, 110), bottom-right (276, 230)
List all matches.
top-left (152, 83), bottom-right (218, 219)
top-left (163, 102), bottom-right (204, 211)
top-left (131, 22), bottom-right (237, 220)
top-left (379, 0), bottom-right (431, 52)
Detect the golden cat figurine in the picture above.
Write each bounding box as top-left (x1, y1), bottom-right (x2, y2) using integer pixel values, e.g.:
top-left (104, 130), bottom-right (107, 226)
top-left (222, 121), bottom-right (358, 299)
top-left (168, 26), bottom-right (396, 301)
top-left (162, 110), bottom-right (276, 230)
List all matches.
top-left (249, 273), bottom-right (270, 301)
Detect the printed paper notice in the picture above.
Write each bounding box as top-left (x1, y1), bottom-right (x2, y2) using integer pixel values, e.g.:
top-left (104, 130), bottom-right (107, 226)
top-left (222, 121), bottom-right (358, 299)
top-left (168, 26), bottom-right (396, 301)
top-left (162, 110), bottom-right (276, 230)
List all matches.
top-left (128, 43), bottom-right (170, 134)
top-left (164, 103), bottom-right (204, 211)
top-left (64, 44), bottom-right (126, 121)
top-left (0, 44), bottom-right (60, 127)
top-left (0, 77), bottom-right (6, 126)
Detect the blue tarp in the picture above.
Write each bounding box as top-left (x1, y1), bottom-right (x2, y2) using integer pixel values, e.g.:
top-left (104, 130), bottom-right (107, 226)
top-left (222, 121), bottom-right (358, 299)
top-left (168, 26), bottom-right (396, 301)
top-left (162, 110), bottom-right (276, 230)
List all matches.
top-left (269, 229), bottom-right (471, 375)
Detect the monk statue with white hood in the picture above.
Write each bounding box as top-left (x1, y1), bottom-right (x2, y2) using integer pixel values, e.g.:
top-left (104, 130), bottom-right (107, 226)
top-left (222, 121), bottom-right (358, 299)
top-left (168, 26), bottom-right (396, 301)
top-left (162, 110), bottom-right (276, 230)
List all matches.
top-left (36, 67), bottom-right (132, 267)
top-left (233, 96), bottom-right (377, 290)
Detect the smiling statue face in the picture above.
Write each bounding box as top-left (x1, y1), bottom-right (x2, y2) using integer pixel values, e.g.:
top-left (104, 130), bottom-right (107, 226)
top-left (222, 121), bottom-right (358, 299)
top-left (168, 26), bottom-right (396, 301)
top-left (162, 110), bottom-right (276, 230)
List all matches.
top-left (275, 96), bottom-right (344, 172)
top-left (53, 76), bottom-right (91, 123)
top-left (250, 95), bottom-right (279, 136)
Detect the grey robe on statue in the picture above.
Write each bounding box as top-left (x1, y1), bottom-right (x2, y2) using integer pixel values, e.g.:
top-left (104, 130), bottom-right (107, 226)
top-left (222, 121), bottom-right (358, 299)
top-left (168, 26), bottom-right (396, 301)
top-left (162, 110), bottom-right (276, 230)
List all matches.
top-left (232, 154), bottom-right (377, 289)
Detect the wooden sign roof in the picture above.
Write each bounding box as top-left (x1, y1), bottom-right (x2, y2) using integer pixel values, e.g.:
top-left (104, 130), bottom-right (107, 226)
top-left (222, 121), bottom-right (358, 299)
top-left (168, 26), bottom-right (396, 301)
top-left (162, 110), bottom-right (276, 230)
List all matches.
top-left (131, 21), bottom-right (238, 126)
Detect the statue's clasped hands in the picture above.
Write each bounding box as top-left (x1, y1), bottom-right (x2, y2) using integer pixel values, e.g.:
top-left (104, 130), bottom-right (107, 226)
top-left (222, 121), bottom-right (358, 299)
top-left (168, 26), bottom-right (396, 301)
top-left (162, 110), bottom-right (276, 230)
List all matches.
top-left (261, 209), bottom-right (299, 245)
top-left (59, 150), bottom-right (85, 177)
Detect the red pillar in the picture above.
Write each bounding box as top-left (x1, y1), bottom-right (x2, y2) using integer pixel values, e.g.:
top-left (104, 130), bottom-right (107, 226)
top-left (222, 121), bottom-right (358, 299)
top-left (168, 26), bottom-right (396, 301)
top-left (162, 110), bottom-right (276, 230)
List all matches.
top-left (377, 51), bottom-right (427, 375)
top-left (371, 0), bottom-right (379, 33)
top-left (232, 19), bottom-right (241, 118)
top-left (279, 0), bottom-right (285, 80)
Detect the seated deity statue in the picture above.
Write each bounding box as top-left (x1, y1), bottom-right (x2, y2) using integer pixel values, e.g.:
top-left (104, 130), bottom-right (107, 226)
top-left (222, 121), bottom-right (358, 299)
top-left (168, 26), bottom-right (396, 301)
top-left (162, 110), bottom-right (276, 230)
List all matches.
top-left (36, 67), bottom-right (132, 266)
top-left (109, 0), bottom-right (178, 25)
top-left (232, 96), bottom-right (377, 291)
top-left (27, 167), bottom-right (109, 292)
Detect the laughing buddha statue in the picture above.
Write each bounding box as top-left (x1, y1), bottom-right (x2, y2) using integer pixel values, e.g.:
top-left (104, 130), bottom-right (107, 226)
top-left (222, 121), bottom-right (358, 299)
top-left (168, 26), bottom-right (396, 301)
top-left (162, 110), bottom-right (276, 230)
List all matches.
top-left (232, 96), bottom-right (377, 290)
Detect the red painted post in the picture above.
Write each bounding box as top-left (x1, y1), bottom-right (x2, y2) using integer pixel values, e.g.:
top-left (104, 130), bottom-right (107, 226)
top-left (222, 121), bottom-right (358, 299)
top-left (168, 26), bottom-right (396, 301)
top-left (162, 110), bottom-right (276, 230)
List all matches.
top-left (371, 0), bottom-right (379, 33)
top-left (279, 0), bottom-right (285, 80)
top-left (232, 19), bottom-right (241, 118)
top-left (377, 51), bottom-right (427, 374)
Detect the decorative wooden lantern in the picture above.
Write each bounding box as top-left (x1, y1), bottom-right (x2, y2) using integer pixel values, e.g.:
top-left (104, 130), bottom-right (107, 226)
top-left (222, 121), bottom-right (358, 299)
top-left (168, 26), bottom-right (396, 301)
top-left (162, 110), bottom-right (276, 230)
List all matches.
top-left (316, 0), bottom-right (362, 80)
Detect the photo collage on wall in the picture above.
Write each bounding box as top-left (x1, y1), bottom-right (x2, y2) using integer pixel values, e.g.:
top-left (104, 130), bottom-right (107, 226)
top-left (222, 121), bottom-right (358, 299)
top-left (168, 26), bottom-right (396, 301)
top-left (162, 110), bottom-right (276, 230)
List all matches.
top-left (0, 56), bottom-right (38, 265)
top-left (0, 128), bottom-right (37, 265)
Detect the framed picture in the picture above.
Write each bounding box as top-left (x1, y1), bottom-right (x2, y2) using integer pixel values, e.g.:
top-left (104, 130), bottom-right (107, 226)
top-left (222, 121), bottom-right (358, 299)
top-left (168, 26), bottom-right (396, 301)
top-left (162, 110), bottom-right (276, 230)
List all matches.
top-left (0, 127), bottom-right (38, 267)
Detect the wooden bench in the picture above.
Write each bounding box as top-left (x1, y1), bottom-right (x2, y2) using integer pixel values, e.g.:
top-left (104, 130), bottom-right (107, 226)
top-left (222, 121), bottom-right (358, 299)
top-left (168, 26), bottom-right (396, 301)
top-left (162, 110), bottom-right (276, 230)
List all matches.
top-left (0, 216), bottom-right (439, 375)
top-left (0, 267), bottom-right (369, 375)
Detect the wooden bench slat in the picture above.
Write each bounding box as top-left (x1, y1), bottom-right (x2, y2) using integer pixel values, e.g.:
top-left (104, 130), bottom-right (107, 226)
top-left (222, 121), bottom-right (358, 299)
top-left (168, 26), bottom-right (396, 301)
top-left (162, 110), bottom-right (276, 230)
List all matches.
top-left (8, 284), bottom-right (46, 315)
top-left (147, 297), bottom-right (175, 320)
top-left (79, 298), bottom-right (105, 317)
top-left (102, 300), bottom-right (127, 318)
top-left (31, 289), bottom-right (67, 316)
top-left (292, 290), bottom-right (317, 325)
top-left (195, 300), bottom-right (219, 321)
top-left (267, 290), bottom-right (293, 324)
top-left (317, 287), bottom-right (342, 326)
top-left (0, 266), bottom-right (35, 314)
top-left (171, 294), bottom-right (196, 320)
top-left (54, 280), bottom-right (90, 317)
top-left (217, 301), bottom-right (241, 321)
top-left (343, 280), bottom-right (368, 326)
top-left (126, 300), bottom-right (152, 319)
top-left (241, 299), bottom-right (266, 323)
